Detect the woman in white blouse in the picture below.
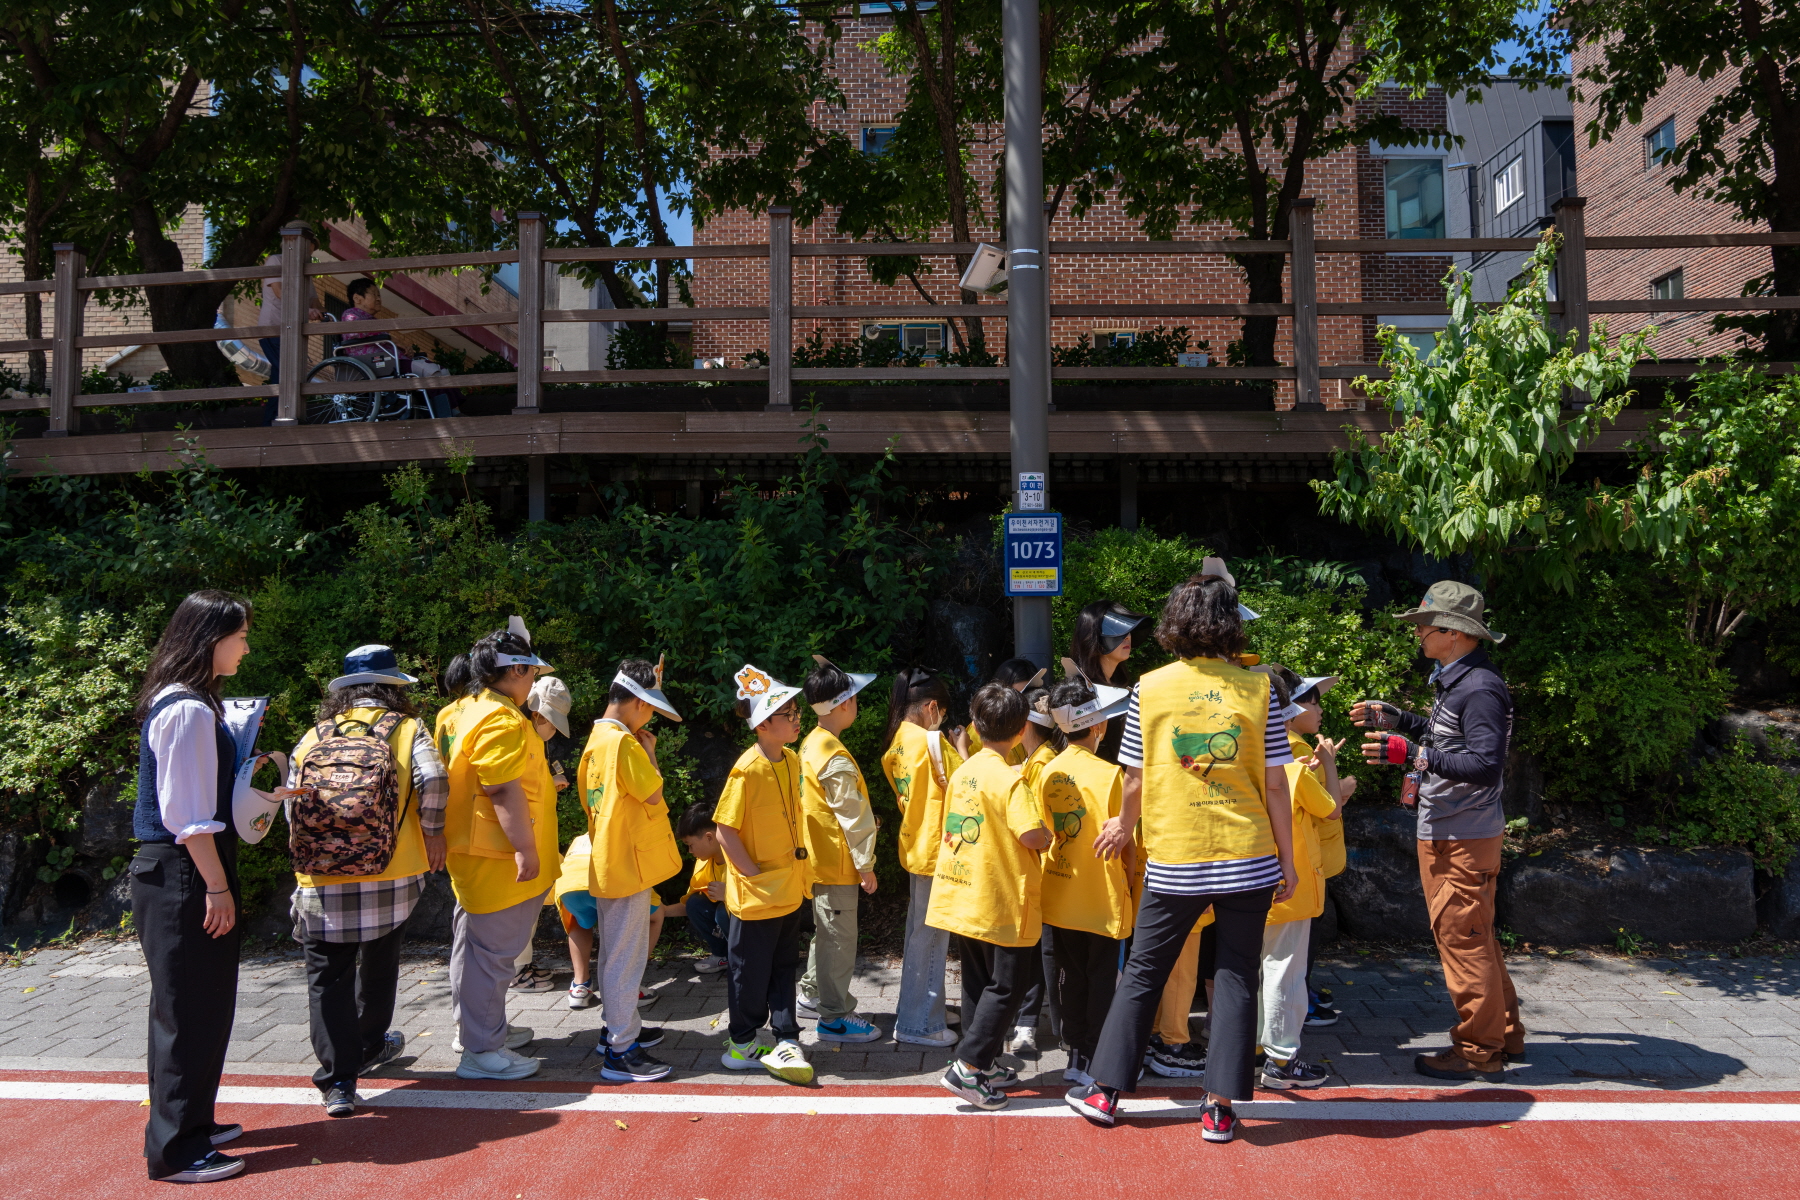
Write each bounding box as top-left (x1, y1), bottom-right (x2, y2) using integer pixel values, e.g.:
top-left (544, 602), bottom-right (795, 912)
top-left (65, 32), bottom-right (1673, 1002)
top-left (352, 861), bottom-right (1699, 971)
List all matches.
top-left (130, 591), bottom-right (289, 1184)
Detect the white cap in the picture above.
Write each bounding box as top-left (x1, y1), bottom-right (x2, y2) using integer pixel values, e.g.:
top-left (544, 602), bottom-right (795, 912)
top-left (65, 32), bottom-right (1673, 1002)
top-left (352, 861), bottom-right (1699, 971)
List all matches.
top-left (1295, 675), bottom-right (1339, 701)
top-left (613, 654), bottom-right (682, 722)
top-left (809, 655), bottom-right (877, 716)
top-left (1052, 657), bottom-right (1132, 732)
top-left (527, 676), bottom-right (572, 738)
top-left (735, 664), bottom-right (803, 729)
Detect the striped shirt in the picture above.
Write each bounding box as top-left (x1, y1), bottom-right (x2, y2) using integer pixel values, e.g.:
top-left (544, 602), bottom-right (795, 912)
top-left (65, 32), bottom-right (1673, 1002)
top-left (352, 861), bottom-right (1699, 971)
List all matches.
top-left (1119, 682), bottom-right (1293, 896)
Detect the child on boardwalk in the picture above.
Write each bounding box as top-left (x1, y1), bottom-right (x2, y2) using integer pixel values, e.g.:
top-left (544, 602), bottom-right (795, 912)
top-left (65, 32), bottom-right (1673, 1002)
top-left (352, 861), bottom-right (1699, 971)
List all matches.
top-left (715, 665), bottom-right (815, 1084)
top-left (1039, 672), bottom-right (1134, 1086)
top-left (797, 657), bottom-right (884, 1043)
top-left (928, 684), bottom-right (1052, 1110)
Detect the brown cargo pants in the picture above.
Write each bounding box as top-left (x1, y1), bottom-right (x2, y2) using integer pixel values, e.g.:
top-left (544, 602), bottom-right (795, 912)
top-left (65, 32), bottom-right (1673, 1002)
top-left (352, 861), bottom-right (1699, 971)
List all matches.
top-left (1418, 836), bottom-right (1524, 1064)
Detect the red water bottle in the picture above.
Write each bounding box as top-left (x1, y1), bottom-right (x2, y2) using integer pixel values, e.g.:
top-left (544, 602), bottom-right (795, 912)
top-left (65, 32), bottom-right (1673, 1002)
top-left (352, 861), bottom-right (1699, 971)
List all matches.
top-left (1400, 769), bottom-right (1422, 808)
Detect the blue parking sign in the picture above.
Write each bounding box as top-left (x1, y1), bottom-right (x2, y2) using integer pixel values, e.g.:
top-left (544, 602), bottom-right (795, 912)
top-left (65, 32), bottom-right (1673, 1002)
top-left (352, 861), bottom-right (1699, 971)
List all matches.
top-left (1004, 513), bottom-right (1063, 596)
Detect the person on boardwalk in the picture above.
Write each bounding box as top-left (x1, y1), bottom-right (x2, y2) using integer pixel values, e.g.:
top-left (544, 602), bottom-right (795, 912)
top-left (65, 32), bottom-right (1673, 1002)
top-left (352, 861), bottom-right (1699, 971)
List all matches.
top-left (715, 665), bottom-right (816, 1084)
top-left (1070, 560), bottom-right (1298, 1141)
top-left (1354, 581), bottom-right (1524, 1081)
top-left (678, 803), bottom-right (730, 974)
top-left (796, 656), bottom-right (884, 1043)
top-left (285, 645), bottom-right (447, 1118)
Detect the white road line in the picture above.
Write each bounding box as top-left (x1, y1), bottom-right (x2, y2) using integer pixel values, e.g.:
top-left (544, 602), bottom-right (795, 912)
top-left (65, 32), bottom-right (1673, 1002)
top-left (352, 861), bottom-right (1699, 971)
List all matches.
top-left (2, 1081), bottom-right (1798, 1122)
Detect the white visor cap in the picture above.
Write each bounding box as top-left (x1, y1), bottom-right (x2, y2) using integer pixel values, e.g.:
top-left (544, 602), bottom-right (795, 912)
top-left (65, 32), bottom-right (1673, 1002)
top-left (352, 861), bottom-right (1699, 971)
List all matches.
top-left (809, 656), bottom-right (877, 716)
top-left (1050, 681), bottom-right (1133, 734)
top-left (735, 664), bottom-right (802, 729)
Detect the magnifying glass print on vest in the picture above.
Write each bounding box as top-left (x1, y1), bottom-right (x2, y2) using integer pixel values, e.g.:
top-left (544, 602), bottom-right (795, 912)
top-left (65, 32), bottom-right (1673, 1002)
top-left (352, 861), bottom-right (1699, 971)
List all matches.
top-left (945, 811), bottom-right (984, 851)
top-left (1174, 724), bottom-right (1242, 779)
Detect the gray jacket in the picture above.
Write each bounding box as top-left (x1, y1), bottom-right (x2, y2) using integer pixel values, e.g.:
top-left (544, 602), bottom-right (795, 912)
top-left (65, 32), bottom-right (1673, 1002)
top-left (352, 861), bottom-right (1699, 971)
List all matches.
top-left (1392, 649), bottom-right (1513, 841)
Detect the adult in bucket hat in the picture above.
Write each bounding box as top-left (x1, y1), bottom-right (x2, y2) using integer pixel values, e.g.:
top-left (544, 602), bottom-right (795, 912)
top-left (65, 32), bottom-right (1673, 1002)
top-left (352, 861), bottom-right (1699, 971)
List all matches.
top-left (1351, 580), bottom-right (1522, 1082)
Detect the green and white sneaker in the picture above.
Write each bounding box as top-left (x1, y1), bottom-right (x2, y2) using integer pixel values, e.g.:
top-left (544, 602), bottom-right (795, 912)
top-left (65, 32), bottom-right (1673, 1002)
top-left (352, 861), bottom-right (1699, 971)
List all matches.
top-left (720, 1038), bottom-right (770, 1071)
top-left (762, 1039), bottom-right (814, 1085)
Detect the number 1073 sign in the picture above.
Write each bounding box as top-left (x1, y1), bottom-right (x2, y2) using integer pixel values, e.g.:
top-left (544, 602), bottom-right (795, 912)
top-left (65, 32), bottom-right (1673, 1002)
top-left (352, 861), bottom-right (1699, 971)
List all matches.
top-left (1004, 513), bottom-right (1063, 596)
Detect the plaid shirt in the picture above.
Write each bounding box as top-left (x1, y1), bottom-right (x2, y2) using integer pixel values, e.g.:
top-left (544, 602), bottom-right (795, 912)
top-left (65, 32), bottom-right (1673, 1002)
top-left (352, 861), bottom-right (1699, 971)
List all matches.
top-left (289, 720), bottom-right (449, 944)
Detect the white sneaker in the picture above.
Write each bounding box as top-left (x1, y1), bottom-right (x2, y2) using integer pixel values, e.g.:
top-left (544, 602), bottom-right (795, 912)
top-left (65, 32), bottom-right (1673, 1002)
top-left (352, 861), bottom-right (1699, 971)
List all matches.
top-left (638, 989), bottom-right (655, 1009)
top-left (452, 1024), bottom-right (534, 1054)
top-left (797, 992), bottom-right (819, 1012)
top-left (762, 1039), bottom-right (814, 1084)
top-left (695, 955), bottom-right (727, 974)
top-left (455, 1047), bottom-right (540, 1080)
top-left (895, 1026), bottom-right (960, 1048)
top-left (1006, 1025), bottom-right (1038, 1055)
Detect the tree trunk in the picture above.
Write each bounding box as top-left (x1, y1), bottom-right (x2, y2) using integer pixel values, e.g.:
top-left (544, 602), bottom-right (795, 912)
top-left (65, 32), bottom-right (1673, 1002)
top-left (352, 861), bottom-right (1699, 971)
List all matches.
top-left (905, 2), bottom-right (984, 347)
top-left (127, 204), bottom-right (238, 386)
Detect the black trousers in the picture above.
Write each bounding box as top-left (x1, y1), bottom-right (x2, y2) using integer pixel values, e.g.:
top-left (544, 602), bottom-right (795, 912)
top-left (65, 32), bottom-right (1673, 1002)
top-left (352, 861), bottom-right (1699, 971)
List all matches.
top-left (1090, 885), bottom-right (1274, 1099)
top-left (726, 905), bottom-right (804, 1043)
top-left (1052, 925), bottom-right (1122, 1062)
top-left (302, 921), bottom-right (408, 1090)
top-left (1011, 925), bottom-right (1062, 1038)
top-left (956, 936), bottom-right (1039, 1070)
top-left (131, 842), bottom-right (241, 1178)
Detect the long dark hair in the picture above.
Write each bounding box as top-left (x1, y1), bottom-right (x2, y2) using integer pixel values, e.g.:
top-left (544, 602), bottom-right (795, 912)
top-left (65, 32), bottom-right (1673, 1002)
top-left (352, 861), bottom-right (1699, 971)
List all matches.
top-left (1155, 574), bottom-right (1246, 661)
top-left (135, 590), bottom-right (252, 721)
top-left (318, 682), bottom-right (417, 724)
top-left (442, 654), bottom-right (473, 697)
top-left (882, 666), bottom-right (951, 753)
top-left (1070, 600), bottom-right (1137, 687)
top-left (469, 628), bottom-right (537, 692)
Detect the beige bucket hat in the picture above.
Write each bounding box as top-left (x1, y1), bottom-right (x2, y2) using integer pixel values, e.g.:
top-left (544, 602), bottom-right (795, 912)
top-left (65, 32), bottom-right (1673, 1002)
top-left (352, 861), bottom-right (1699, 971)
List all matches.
top-left (1395, 580), bottom-right (1506, 643)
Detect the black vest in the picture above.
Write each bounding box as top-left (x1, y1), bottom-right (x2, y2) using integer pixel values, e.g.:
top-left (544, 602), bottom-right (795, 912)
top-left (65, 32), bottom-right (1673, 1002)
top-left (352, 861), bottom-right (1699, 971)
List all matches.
top-left (135, 690), bottom-right (237, 848)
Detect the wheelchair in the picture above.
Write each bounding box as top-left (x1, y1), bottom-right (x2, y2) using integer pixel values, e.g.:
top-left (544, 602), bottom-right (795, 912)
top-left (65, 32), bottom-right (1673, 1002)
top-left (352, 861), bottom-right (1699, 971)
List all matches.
top-left (300, 316), bottom-right (446, 424)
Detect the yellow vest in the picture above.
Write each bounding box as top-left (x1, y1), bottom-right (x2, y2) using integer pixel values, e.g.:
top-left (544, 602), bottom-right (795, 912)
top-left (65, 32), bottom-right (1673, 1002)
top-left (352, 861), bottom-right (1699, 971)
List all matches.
top-left (577, 720), bottom-right (680, 899)
top-left (1040, 744), bottom-right (1133, 939)
top-left (718, 744), bottom-right (812, 920)
top-left (800, 727), bottom-right (867, 887)
top-left (436, 689), bottom-right (562, 914)
top-left (291, 706), bottom-right (426, 888)
top-left (1136, 657), bottom-right (1276, 864)
top-left (883, 721), bottom-right (963, 877)
top-left (925, 748), bottom-right (1045, 947)
top-left (1269, 732), bottom-right (1338, 924)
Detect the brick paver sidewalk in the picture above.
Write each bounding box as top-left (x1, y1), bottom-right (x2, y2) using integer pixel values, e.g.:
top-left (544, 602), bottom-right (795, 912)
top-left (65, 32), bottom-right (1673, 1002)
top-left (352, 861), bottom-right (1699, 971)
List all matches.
top-left (3, 940), bottom-right (1797, 1090)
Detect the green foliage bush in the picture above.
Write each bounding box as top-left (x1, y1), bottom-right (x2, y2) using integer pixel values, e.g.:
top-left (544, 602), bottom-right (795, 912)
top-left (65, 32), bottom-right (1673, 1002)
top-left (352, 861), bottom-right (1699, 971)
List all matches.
top-left (1674, 736), bottom-right (1800, 870)
top-left (1492, 557), bottom-right (1731, 805)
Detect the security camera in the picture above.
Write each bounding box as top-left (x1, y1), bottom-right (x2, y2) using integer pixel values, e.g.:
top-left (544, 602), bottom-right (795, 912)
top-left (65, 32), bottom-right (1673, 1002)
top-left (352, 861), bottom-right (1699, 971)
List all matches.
top-left (959, 243), bottom-right (1008, 295)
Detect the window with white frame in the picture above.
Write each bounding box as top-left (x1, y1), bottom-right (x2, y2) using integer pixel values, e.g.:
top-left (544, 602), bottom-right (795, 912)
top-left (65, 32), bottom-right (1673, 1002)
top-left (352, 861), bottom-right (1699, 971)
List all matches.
top-left (1385, 159), bottom-right (1446, 239)
top-left (1092, 329), bottom-right (1137, 348)
top-left (1493, 157), bottom-right (1525, 214)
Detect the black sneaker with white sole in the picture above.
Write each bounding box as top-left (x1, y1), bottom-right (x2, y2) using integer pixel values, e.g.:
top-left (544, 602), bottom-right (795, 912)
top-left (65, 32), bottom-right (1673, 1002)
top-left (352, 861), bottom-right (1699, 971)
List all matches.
top-left (1200, 1102), bottom-right (1236, 1143)
top-left (941, 1061), bottom-right (1007, 1110)
top-left (600, 1043), bottom-right (674, 1083)
top-left (1065, 1084), bottom-right (1118, 1127)
top-left (1261, 1056), bottom-right (1331, 1089)
top-left (596, 1025), bottom-right (664, 1049)
top-left (1305, 988), bottom-right (1341, 1027)
top-left (1145, 1036), bottom-right (1207, 1078)
top-left (322, 1081), bottom-right (358, 1118)
top-left (207, 1123), bottom-right (242, 1146)
top-left (153, 1151), bottom-right (245, 1183)
top-left (361, 1030), bottom-right (405, 1074)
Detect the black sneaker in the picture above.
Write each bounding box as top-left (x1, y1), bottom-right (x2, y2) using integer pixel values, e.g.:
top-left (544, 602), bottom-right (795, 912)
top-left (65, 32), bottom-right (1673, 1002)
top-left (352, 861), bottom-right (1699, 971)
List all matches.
top-left (982, 1063), bottom-right (1025, 1090)
top-left (1261, 1056), bottom-right (1331, 1089)
top-left (600, 1043), bottom-right (674, 1083)
top-left (361, 1030), bottom-right (406, 1073)
top-left (323, 1081), bottom-right (358, 1118)
top-left (1064, 1083), bottom-right (1118, 1127)
top-left (207, 1123), bottom-right (242, 1146)
top-left (1200, 1101), bottom-right (1236, 1143)
top-left (1305, 989), bottom-right (1340, 1027)
top-left (596, 1025), bottom-right (664, 1050)
top-left (154, 1151), bottom-right (245, 1183)
top-left (1145, 1036), bottom-right (1207, 1078)
top-left (941, 1061), bottom-right (1007, 1110)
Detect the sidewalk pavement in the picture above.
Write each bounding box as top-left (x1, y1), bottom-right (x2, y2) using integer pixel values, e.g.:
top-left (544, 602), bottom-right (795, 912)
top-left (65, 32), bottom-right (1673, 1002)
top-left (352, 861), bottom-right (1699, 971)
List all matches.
top-left (3, 939), bottom-right (1798, 1090)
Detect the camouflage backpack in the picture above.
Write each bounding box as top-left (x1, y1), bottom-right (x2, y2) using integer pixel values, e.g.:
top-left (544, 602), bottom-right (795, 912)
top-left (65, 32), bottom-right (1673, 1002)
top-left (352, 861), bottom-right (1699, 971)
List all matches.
top-left (290, 710), bottom-right (406, 877)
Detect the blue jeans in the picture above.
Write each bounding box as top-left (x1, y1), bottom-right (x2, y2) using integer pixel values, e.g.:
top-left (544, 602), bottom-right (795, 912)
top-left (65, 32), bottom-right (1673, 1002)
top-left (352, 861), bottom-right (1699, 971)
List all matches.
top-left (685, 892), bottom-right (729, 957)
top-left (896, 870), bottom-right (951, 1038)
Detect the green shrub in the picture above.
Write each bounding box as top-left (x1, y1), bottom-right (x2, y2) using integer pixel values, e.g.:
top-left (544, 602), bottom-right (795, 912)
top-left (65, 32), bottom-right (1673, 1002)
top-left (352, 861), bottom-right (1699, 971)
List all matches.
top-left (1492, 557), bottom-right (1730, 804)
top-left (1673, 736), bottom-right (1800, 869)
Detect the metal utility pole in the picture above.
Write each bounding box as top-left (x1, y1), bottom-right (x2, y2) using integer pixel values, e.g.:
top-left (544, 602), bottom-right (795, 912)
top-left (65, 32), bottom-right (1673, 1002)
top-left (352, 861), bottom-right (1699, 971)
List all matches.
top-left (1003, 0), bottom-right (1052, 669)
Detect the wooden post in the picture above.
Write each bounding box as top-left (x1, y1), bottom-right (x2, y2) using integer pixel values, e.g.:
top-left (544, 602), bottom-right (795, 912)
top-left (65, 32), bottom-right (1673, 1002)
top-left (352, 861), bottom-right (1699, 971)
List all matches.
top-left (273, 224), bottom-right (313, 427)
top-left (1288, 198), bottom-right (1320, 409)
top-left (767, 205), bottom-right (793, 411)
top-left (514, 212), bottom-right (545, 415)
top-left (1553, 196), bottom-right (1590, 353)
top-left (47, 242), bottom-right (85, 436)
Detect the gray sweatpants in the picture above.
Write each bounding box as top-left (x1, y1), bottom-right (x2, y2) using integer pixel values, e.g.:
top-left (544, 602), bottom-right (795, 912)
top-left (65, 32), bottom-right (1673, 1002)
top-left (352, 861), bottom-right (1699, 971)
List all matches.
top-left (593, 889), bottom-right (652, 1052)
top-left (450, 890), bottom-right (548, 1055)
top-left (800, 883), bottom-right (862, 1021)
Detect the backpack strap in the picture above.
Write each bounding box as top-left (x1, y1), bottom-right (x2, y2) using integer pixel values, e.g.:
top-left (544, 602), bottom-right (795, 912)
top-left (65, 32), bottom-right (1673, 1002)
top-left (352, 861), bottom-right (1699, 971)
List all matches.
top-left (314, 718), bottom-right (337, 743)
top-left (925, 730), bottom-right (947, 789)
top-left (372, 709), bottom-right (405, 741)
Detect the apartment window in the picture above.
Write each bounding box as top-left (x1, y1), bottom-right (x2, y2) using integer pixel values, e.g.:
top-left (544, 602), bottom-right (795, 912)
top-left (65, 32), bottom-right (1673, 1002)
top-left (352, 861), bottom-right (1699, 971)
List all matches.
top-left (861, 126), bottom-right (896, 155)
top-left (1493, 157), bottom-right (1525, 214)
top-left (1645, 117), bottom-right (1677, 168)
top-left (860, 1), bottom-right (937, 12)
top-left (1652, 269), bottom-right (1685, 302)
top-left (1093, 329), bottom-right (1137, 348)
top-left (1385, 159), bottom-right (1446, 239)
top-left (862, 321), bottom-right (946, 357)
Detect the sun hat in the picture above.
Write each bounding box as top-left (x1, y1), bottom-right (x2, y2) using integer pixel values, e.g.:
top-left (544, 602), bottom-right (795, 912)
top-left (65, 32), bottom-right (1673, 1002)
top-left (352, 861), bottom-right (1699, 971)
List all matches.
top-left (1200, 556), bottom-right (1260, 622)
top-left (613, 654), bottom-right (682, 722)
top-left (1395, 581), bottom-right (1506, 643)
top-left (527, 675), bottom-right (572, 738)
top-left (494, 615), bottom-right (553, 670)
top-left (809, 654), bottom-right (877, 716)
top-left (734, 664), bottom-right (803, 729)
top-left (1051, 658), bottom-right (1133, 733)
top-left (1097, 606), bottom-right (1151, 654)
top-left (328, 644), bottom-right (419, 691)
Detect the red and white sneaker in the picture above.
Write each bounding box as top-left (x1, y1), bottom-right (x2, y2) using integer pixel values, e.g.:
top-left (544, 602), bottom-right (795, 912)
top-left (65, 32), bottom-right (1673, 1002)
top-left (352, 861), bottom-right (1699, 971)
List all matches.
top-left (1200, 1102), bottom-right (1236, 1143)
top-left (1064, 1084), bottom-right (1118, 1127)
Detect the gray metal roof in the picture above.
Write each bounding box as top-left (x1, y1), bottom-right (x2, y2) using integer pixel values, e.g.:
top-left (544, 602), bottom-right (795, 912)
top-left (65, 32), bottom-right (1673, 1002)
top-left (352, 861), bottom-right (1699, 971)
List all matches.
top-left (1448, 78), bottom-right (1573, 165)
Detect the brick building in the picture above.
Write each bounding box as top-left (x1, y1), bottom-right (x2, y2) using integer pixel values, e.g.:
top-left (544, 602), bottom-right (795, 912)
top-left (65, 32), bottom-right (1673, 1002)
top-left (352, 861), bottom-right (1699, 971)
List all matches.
top-left (690, 15), bottom-right (1454, 408)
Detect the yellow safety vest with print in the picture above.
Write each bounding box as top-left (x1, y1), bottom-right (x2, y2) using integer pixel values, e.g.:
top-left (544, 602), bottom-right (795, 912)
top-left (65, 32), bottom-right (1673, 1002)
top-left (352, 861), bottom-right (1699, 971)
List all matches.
top-left (436, 688), bottom-right (561, 914)
top-left (715, 744), bottom-right (812, 920)
top-left (925, 748), bottom-right (1046, 947)
top-left (800, 727), bottom-right (868, 888)
top-left (291, 706), bottom-right (426, 888)
top-left (577, 720), bottom-right (680, 899)
top-left (1136, 657), bottom-right (1276, 865)
top-left (883, 721), bottom-right (963, 877)
top-left (1039, 743), bottom-right (1133, 940)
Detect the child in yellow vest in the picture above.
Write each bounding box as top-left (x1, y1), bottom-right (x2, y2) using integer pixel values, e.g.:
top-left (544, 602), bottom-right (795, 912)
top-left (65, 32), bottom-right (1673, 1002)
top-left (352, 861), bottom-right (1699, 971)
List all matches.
top-left (880, 667), bottom-right (963, 1047)
top-left (1039, 673), bottom-right (1134, 1087)
top-left (677, 802), bottom-right (730, 974)
top-left (796, 656), bottom-right (883, 1042)
top-left (569, 657), bottom-right (684, 1083)
top-left (928, 683), bottom-right (1052, 1111)
top-left (437, 620), bottom-right (563, 1083)
top-left (962, 658), bottom-right (1045, 766)
top-left (1255, 668), bottom-right (1343, 1089)
top-left (715, 665), bottom-right (815, 1084)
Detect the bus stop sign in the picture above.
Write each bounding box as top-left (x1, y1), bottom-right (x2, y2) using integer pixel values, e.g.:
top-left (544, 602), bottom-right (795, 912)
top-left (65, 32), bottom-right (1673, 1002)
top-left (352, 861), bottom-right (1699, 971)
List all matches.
top-left (1004, 513), bottom-right (1063, 596)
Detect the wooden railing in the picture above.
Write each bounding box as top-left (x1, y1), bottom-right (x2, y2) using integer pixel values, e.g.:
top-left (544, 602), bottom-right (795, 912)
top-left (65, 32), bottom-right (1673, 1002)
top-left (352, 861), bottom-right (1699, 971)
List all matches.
top-left (5, 196), bottom-right (1800, 435)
